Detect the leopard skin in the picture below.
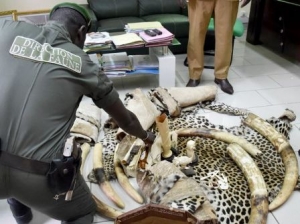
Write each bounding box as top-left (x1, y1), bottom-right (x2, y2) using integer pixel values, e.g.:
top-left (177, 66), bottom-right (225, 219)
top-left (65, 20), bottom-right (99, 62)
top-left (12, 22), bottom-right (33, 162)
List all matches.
top-left (98, 100), bottom-right (297, 224)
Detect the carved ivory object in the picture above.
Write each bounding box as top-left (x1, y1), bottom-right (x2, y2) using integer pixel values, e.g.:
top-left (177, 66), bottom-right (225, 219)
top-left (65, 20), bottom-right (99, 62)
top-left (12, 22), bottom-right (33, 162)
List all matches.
top-left (156, 113), bottom-right (173, 159)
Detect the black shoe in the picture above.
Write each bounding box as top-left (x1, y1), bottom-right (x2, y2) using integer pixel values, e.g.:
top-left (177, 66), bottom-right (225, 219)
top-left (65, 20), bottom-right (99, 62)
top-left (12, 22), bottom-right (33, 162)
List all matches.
top-left (186, 79), bottom-right (200, 87)
top-left (7, 198), bottom-right (33, 224)
top-left (214, 78), bottom-right (234, 94)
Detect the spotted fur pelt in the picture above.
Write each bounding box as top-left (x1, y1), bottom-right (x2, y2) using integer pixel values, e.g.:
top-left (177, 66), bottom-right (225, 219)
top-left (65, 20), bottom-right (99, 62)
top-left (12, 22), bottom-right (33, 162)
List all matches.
top-left (99, 100), bottom-right (297, 224)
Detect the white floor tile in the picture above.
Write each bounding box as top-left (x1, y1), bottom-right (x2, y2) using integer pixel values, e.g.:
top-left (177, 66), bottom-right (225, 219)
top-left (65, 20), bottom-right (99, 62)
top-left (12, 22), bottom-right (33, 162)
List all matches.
top-left (201, 67), bottom-right (241, 80)
top-left (269, 73), bottom-right (300, 88)
top-left (216, 91), bottom-right (271, 108)
top-left (257, 87), bottom-right (300, 105)
top-left (229, 76), bottom-right (281, 92)
top-left (267, 213), bottom-right (280, 224)
top-left (248, 105), bottom-right (294, 120)
top-left (233, 40), bottom-right (246, 50)
top-left (289, 126), bottom-right (300, 150)
top-left (231, 64), bottom-right (292, 78)
top-left (231, 56), bottom-right (252, 66)
top-left (271, 191), bottom-right (300, 224)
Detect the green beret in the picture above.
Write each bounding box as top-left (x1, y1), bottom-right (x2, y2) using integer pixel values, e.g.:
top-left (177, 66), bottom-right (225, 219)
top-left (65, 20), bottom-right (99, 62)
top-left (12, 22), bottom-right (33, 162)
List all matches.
top-left (50, 2), bottom-right (91, 29)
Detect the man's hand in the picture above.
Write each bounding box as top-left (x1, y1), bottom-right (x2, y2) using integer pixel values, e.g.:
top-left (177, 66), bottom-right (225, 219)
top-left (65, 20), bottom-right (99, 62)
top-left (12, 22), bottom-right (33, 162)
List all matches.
top-left (142, 131), bottom-right (156, 147)
top-left (240, 0), bottom-right (251, 8)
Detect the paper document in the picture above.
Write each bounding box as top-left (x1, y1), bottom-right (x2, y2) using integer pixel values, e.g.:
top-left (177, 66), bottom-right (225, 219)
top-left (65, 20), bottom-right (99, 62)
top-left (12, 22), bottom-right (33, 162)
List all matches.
top-left (111, 33), bottom-right (144, 48)
top-left (126, 21), bottom-right (163, 31)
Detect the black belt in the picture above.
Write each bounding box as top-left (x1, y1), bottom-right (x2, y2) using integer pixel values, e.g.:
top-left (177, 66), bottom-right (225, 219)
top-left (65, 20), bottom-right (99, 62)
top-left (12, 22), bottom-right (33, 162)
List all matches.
top-left (0, 150), bottom-right (50, 175)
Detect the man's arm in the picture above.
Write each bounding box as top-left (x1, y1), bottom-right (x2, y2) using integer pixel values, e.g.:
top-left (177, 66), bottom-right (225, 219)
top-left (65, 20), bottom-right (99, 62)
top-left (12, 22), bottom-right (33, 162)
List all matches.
top-left (102, 98), bottom-right (156, 143)
top-left (86, 66), bottom-right (155, 144)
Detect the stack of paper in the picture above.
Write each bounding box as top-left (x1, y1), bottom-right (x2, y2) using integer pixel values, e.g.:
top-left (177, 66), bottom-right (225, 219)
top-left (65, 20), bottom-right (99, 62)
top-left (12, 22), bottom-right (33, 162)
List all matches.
top-left (111, 33), bottom-right (144, 49)
top-left (139, 27), bottom-right (174, 47)
top-left (84, 32), bottom-right (113, 52)
top-left (100, 52), bottom-right (132, 74)
top-left (125, 21), bottom-right (163, 33)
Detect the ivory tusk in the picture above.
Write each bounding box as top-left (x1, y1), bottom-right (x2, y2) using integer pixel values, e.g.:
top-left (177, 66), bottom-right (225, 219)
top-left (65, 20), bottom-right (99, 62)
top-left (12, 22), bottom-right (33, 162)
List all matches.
top-left (114, 144), bottom-right (144, 204)
top-left (243, 113), bottom-right (290, 153)
top-left (175, 128), bottom-right (261, 157)
top-left (93, 143), bottom-right (125, 209)
top-left (243, 113), bottom-right (299, 211)
top-left (227, 143), bottom-right (269, 224)
top-left (80, 143), bottom-right (91, 175)
top-left (156, 113), bottom-right (173, 159)
top-left (92, 194), bottom-right (123, 219)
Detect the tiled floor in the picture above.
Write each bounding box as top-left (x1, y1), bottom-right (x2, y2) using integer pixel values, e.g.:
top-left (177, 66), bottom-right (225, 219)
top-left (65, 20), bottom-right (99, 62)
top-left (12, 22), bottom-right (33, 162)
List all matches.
top-left (1, 34), bottom-right (300, 224)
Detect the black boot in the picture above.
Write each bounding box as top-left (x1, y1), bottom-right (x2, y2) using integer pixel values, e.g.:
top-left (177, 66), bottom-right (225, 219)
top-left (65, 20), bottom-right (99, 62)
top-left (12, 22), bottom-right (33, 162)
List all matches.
top-left (7, 198), bottom-right (33, 224)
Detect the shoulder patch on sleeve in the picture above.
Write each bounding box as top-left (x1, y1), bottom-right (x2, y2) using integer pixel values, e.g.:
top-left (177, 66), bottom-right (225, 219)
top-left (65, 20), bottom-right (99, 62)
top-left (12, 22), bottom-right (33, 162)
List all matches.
top-left (9, 36), bottom-right (82, 73)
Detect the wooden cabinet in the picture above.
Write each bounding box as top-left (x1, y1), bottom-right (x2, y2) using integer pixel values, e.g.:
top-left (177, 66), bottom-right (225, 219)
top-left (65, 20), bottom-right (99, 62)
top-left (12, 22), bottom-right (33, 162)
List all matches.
top-left (247, 0), bottom-right (300, 61)
top-left (260, 0), bottom-right (283, 54)
top-left (281, 1), bottom-right (300, 61)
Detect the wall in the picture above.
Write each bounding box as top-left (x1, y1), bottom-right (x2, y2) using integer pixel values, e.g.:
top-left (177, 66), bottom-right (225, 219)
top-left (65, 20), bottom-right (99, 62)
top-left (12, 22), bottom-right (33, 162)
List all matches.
top-left (1, 0), bottom-right (87, 12)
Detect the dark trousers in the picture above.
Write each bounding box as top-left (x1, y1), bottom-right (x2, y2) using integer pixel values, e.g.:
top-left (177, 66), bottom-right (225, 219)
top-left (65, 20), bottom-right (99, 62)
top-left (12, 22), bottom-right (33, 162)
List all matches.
top-left (0, 164), bottom-right (96, 224)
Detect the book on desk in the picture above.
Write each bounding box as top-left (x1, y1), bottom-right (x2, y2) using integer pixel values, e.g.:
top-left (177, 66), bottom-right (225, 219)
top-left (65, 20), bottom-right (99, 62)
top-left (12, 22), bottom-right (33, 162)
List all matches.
top-left (84, 22), bottom-right (175, 52)
top-left (84, 32), bottom-right (113, 52)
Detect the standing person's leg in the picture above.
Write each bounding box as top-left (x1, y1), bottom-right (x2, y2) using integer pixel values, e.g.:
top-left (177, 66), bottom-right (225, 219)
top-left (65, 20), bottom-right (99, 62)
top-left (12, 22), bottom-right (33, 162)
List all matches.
top-left (186, 0), bottom-right (215, 87)
top-left (10, 169), bottom-right (96, 224)
top-left (213, 0), bottom-right (239, 94)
